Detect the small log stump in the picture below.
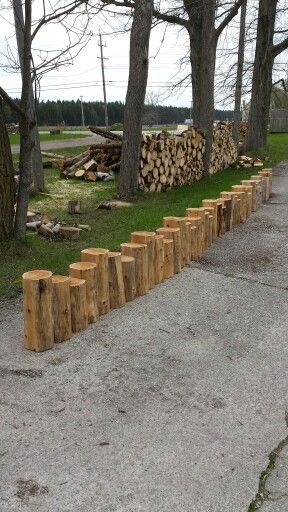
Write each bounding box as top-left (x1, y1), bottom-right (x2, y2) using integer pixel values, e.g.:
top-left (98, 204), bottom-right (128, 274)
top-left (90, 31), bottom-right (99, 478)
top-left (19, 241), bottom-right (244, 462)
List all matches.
top-left (154, 234), bottom-right (164, 284)
top-left (52, 275), bottom-right (72, 343)
top-left (81, 248), bottom-right (110, 315)
top-left (163, 239), bottom-right (174, 278)
top-left (131, 231), bottom-right (156, 289)
top-left (121, 243), bottom-right (149, 296)
top-left (261, 169), bottom-right (273, 197)
top-left (217, 198), bottom-right (232, 232)
top-left (121, 255), bottom-right (136, 302)
top-left (69, 262), bottom-right (98, 323)
top-left (220, 192), bottom-right (240, 225)
top-left (68, 200), bottom-right (81, 214)
top-left (69, 277), bottom-right (88, 332)
top-left (108, 252), bottom-right (126, 309)
top-left (251, 176), bottom-right (264, 206)
top-left (156, 227), bottom-right (181, 273)
top-left (22, 270), bottom-right (54, 352)
top-left (258, 172), bottom-right (270, 201)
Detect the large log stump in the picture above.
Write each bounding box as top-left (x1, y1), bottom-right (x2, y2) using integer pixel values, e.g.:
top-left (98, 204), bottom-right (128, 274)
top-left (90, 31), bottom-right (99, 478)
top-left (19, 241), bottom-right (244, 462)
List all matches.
top-left (22, 270), bottom-right (54, 352)
top-left (220, 192), bottom-right (239, 225)
top-left (121, 255), bottom-right (136, 302)
top-left (231, 185), bottom-right (250, 218)
top-left (251, 176), bottom-right (264, 206)
top-left (186, 216), bottom-right (202, 258)
top-left (108, 252), bottom-right (126, 308)
top-left (217, 198), bottom-right (232, 232)
top-left (69, 277), bottom-right (88, 333)
top-left (163, 239), bottom-right (174, 278)
top-left (258, 171), bottom-right (270, 201)
top-left (81, 248), bottom-right (110, 315)
top-left (131, 231), bottom-right (155, 289)
top-left (69, 262), bottom-right (98, 323)
top-left (156, 227), bottom-right (181, 273)
top-left (52, 275), bottom-right (72, 343)
top-left (121, 243), bottom-right (149, 296)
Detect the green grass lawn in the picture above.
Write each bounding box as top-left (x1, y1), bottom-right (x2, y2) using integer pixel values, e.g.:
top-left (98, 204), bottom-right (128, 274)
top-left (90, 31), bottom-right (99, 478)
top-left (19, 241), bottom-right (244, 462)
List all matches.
top-left (9, 132), bottom-right (89, 145)
top-left (1, 133), bottom-right (287, 300)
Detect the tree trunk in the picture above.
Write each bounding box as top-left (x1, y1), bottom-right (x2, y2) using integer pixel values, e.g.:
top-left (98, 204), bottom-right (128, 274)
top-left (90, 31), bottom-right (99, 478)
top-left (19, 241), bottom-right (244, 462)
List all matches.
top-left (117, 0), bottom-right (153, 198)
top-left (0, 99), bottom-right (15, 238)
top-left (245, 0), bottom-right (277, 151)
top-left (13, 0), bottom-right (44, 192)
top-left (233, 0), bottom-right (247, 145)
top-left (186, 0), bottom-right (216, 175)
top-left (13, 0), bottom-right (33, 239)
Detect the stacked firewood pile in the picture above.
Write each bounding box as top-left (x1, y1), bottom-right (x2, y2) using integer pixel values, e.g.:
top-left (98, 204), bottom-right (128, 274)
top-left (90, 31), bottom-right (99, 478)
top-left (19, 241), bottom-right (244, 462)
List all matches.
top-left (58, 126), bottom-right (122, 181)
top-left (138, 127), bottom-right (206, 192)
top-left (209, 122), bottom-right (238, 174)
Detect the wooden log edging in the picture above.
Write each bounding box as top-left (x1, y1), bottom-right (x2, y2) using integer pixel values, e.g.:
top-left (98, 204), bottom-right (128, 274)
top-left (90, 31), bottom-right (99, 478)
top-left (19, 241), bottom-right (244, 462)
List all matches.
top-left (22, 169), bottom-right (273, 351)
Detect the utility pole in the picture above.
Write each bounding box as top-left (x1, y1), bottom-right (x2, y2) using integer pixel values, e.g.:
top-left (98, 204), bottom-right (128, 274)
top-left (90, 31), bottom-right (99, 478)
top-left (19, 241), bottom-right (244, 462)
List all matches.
top-left (80, 96), bottom-right (85, 127)
top-left (98, 32), bottom-right (109, 129)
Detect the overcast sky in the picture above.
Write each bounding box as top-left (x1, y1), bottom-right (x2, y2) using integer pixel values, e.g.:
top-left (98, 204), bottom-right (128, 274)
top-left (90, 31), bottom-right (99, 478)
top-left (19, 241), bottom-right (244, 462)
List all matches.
top-left (0, 1), bottom-right (286, 109)
top-left (0, 5), bottom-right (194, 108)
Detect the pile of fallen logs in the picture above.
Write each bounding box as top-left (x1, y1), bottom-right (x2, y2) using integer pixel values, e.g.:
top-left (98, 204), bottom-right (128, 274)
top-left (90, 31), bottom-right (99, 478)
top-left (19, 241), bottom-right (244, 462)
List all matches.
top-left (26, 211), bottom-right (90, 240)
top-left (138, 127), bottom-right (206, 192)
top-left (22, 167), bottom-right (273, 352)
top-left (209, 122), bottom-right (238, 174)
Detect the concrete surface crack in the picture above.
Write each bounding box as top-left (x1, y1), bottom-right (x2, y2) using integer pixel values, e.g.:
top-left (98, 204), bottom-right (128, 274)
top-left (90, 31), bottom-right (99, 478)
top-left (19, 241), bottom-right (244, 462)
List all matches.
top-left (247, 421), bottom-right (288, 511)
top-left (194, 266), bottom-right (288, 292)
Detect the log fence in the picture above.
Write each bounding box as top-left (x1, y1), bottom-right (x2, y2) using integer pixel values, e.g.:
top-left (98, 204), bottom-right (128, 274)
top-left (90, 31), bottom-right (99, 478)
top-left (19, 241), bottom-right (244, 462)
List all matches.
top-left (22, 169), bottom-right (273, 352)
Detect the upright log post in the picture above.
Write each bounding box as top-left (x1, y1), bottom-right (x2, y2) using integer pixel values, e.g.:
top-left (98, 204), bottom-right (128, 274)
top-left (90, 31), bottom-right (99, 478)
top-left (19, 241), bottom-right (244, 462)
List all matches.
top-left (156, 227), bottom-right (181, 273)
top-left (52, 275), bottom-right (72, 343)
top-left (81, 248), bottom-right (110, 315)
top-left (186, 217), bottom-right (202, 258)
top-left (121, 243), bottom-right (149, 296)
top-left (185, 208), bottom-right (206, 253)
top-left (69, 277), bottom-right (88, 333)
top-left (258, 171), bottom-right (270, 201)
top-left (231, 185), bottom-right (250, 218)
top-left (241, 180), bottom-right (257, 211)
top-left (190, 226), bottom-right (198, 260)
top-left (69, 262), bottom-right (98, 323)
top-left (131, 231), bottom-right (155, 289)
top-left (22, 270), bottom-right (54, 352)
top-left (107, 252), bottom-right (126, 309)
top-left (154, 234), bottom-right (164, 284)
top-left (251, 176), bottom-right (264, 206)
top-left (163, 239), bottom-right (174, 278)
top-left (121, 255), bottom-right (136, 302)
top-left (220, 192), bottom-right (239, 225)
top-left (261, 168), bottom-right (273, 196)
top-left (217, 198), bottom-right (232, 231)
top-left (163, 217), bottom-right (189, 267)
top-left (201, 201), bottom-right (218, 239)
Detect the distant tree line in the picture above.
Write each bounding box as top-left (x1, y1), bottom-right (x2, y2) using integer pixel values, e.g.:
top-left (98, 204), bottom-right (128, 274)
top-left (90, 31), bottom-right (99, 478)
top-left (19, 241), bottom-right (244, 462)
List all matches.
top-left (3, 98), bottom-right (233, 127)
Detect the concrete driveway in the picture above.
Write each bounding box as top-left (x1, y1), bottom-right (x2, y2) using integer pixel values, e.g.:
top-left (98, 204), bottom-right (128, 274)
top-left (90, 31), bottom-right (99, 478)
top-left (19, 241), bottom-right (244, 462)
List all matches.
top-left (0, 162), bottom-right (288, 511)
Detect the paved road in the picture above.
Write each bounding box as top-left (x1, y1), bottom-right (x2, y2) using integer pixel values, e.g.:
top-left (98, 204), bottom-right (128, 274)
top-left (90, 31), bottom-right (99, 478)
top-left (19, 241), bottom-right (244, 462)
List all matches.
top-left (1, 162), bottom-right (288, 511)
top-left (10, 134), bottom-right (103, 154)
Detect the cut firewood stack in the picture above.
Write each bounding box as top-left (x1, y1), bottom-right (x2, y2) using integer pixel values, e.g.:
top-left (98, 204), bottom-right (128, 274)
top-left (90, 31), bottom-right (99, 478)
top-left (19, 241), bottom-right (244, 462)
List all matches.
top-left (22, 168), bottom-right (273, 352)
top-left (138, 127), bottom-right (206, 192)
top-left (209, 122), bottom-right (238, 174)
top-left (57, 122), bottom-right (240, 190)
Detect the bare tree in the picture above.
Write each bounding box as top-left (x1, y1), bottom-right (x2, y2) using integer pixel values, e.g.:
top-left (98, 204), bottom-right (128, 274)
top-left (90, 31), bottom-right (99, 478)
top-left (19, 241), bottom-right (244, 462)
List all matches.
top-left (246, 0), bottom-right (288, 150)
top-left (117, 0), bottom-right (154, 198)
top-left (0, 99), bottom-right (15, 239)
top-left (0, 0), bottom-right (94, 238)
top-left (13, 0), bottom-right (44, 192)
top-left (232, 0), bottom-right (247, 144)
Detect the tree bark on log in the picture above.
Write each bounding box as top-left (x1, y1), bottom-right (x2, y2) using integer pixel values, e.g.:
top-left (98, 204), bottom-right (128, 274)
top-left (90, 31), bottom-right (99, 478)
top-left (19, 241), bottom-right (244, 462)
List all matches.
top-left (117, 0), bottom-right (153, 198)
top-left (0, 100), bottom-right (15, 238)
